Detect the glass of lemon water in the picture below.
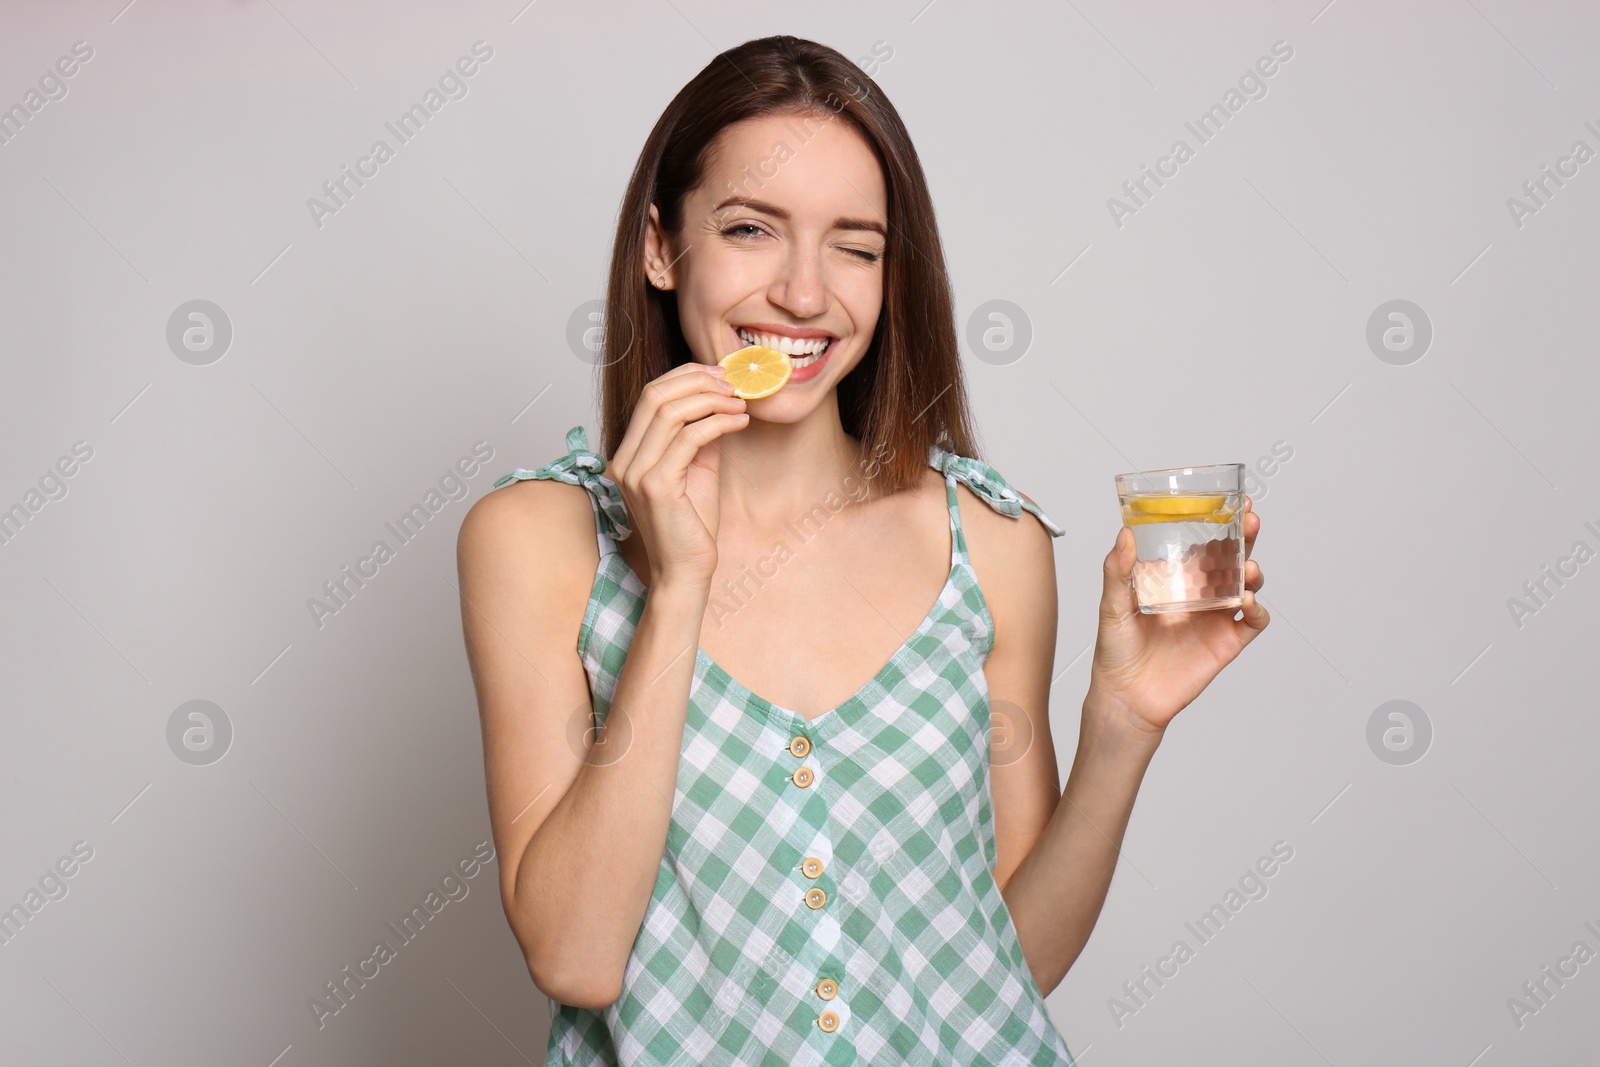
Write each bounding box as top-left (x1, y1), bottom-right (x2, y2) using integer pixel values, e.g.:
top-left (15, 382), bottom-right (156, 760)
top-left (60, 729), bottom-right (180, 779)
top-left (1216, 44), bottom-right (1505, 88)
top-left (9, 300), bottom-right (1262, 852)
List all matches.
top-left (1114, 463), bottom-right (1245, 613)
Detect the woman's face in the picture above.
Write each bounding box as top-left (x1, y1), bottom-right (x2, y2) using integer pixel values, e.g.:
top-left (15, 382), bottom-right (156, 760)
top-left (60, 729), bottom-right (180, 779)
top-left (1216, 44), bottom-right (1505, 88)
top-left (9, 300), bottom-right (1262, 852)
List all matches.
top-left (645, 109), bottom-right (888, 420)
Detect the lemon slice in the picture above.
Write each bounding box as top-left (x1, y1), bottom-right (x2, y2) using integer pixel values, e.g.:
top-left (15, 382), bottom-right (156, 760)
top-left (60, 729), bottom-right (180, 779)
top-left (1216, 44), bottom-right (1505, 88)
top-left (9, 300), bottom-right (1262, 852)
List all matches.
top-left (1127, 493), bottom-right (1226, 514)
top-left (1122, 493), bottom-right (1234, 525)
top-left (718, 345), bottom-right (792, 399)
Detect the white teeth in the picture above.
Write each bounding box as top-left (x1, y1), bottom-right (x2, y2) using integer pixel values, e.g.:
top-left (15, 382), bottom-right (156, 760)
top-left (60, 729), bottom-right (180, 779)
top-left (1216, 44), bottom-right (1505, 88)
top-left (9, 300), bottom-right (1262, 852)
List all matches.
top-left (737, 328), bottom-right (831, 356)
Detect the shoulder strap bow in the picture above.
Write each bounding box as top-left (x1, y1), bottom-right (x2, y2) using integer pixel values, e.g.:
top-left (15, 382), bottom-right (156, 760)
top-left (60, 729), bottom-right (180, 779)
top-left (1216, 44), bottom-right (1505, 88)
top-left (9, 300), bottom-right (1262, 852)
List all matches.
top-left (928, 443), bottom-right (1065, 538)
top-left (493, 425), bottom-right (633, 541)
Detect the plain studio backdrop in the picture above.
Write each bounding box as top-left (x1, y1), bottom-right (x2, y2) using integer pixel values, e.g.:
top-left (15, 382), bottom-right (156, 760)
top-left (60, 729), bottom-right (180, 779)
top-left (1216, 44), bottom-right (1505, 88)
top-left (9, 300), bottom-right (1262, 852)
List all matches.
top-left (2, 1), bottom-right (1597, 1064)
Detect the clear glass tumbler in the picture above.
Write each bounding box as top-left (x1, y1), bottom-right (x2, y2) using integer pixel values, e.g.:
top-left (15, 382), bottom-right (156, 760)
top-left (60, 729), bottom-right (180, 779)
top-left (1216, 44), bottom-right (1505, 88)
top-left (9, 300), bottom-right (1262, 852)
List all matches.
top-left (1114, 463), bottom-right (1245, 613)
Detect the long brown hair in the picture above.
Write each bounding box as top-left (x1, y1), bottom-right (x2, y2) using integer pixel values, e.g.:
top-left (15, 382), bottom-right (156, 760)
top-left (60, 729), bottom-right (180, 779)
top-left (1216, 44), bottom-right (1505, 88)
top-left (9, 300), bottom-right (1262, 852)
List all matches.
top-left (598, 34), bottom-right (981, 493)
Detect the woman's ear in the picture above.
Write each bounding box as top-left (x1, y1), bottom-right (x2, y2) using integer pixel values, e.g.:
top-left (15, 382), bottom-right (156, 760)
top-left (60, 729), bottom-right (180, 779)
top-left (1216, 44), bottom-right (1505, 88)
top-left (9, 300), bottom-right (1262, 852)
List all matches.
top-left (643, 204), bottom-right (676, 291)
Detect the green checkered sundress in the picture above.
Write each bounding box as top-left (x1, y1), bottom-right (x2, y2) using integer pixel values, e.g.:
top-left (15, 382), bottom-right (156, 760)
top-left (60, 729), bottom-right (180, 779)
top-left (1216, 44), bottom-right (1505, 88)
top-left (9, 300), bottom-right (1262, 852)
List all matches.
top-left (494, 425), bottom-right (1075, 1067)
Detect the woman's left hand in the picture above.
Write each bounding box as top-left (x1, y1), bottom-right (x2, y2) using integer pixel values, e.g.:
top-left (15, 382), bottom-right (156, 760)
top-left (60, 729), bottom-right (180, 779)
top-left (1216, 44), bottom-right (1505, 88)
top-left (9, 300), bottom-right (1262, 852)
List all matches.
top-left (1087, 498), bottom-right (1270, 739)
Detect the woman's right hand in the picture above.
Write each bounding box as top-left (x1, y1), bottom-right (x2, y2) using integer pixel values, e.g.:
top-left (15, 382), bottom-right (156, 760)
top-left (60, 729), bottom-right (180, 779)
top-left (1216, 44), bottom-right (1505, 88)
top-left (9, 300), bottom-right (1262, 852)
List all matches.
top-left (606, 362), bottom-right (749, 591)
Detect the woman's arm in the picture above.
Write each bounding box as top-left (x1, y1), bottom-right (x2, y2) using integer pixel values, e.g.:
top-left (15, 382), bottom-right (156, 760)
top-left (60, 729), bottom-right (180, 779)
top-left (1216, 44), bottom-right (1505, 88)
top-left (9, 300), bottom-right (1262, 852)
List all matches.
top-left (966, 486), bottom-right (1157, 996)
top-left (997, 696), bottom-right (1163, 998)
top-left (456, 479), bottom-right (708, 1009)
top-left (977, 493), bottom-right (1268, 996)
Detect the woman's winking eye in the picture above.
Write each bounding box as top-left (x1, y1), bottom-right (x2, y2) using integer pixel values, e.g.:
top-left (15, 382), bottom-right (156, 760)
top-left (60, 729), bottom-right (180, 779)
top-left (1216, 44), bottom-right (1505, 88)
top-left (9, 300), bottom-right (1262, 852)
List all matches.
top-left (719, 222), bottom-right (882, 263)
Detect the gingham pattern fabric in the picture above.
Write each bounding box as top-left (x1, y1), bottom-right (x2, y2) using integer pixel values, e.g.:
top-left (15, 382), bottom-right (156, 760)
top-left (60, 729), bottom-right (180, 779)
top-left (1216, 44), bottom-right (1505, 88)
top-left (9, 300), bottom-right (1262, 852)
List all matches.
top-left (495, 425), bottom-right (1074, 1067)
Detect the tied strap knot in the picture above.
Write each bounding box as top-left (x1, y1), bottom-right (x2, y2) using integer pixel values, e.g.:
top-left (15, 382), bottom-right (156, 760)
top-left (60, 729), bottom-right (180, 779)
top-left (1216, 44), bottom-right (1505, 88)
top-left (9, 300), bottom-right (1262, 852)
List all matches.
top-left (929, 443), bottom-right (1066, 538)
top-left (492, 425), bottom-right (634, 541)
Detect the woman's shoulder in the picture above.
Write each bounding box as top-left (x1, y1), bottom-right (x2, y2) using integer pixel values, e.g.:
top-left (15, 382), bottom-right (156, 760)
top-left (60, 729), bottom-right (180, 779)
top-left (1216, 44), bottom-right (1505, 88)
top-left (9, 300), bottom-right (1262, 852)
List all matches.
top-left (947, 472), bottom-right (1059, 577)
top-left (458, 472), bottom-right (598, 583)
top-left (934, 447), bottom-right (1061, 660)
top-left (929, 439), bottom-right (1061, 620)
top-left (466, 465), bottom-right (594, 531)
top-left (486, 424), bottom-right (632, 543)
top-left (457, 425), bottom-right (611, 581)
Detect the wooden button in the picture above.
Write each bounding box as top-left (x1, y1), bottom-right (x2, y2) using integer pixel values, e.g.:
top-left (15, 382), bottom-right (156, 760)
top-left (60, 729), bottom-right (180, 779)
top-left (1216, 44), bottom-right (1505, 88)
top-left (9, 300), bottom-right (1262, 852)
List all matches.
top-left (801, 856), bottom-right (824, 878)
top-left (789, 736), bottom-right (812, 758)
top-left (817, 1009), bottom-right (840, 1032)
top-left (816, 977), bottom-right (838, 1000)
top-left (804, 887), bottom-right (827, 909)
top-left (792, 766), bottom-right (815, 788)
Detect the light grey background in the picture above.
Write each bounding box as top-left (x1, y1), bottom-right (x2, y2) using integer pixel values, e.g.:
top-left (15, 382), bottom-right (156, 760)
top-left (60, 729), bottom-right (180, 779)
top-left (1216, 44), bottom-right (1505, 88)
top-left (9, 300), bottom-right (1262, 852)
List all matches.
top-left (3, 0), bottom-right (1596, 1063)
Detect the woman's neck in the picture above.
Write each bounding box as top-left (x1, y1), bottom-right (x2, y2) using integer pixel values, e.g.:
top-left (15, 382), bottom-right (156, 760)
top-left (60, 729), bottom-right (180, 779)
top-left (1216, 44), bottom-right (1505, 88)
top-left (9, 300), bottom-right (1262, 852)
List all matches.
top-left (713, 406), bottom-right (873, 535)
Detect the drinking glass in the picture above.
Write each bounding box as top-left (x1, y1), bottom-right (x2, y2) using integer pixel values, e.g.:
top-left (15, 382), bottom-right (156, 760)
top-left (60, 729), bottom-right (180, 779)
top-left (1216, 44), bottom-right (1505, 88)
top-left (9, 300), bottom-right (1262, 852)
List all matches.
top-left (1114, 463), bottom-right (1245, 613)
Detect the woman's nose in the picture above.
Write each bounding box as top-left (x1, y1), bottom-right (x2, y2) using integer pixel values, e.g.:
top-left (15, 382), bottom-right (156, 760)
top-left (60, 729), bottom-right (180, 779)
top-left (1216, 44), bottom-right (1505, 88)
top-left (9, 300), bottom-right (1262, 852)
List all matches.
top-left (770, 247), bottom-right (826, 319)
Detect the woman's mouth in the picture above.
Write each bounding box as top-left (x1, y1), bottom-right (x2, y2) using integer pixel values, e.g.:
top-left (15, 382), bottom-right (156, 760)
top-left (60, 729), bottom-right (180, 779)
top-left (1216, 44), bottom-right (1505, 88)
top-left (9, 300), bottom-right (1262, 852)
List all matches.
top-left (735, 327), bottom-right (835, 374)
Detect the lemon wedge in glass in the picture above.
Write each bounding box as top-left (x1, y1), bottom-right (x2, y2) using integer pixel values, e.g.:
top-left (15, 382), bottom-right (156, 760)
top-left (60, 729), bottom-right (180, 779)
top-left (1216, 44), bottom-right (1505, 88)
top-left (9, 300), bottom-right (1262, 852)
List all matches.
top-left (1122, 493), bottom-right (1234, 525)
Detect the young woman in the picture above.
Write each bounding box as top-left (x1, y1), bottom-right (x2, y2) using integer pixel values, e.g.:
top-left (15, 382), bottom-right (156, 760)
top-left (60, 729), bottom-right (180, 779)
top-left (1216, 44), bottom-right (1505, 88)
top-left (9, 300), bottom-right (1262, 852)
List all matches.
top-left (457, 34), bottom-right (1268, 1067)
